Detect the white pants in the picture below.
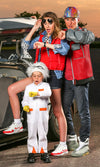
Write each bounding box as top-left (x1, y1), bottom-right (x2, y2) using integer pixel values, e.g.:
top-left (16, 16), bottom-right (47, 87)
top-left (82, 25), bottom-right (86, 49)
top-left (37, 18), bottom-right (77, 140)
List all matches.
top-left (27, 107), bottom-right (49, 153)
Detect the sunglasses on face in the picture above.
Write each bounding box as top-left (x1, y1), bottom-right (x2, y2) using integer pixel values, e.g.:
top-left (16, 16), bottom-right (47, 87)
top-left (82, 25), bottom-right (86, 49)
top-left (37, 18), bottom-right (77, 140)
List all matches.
top-left (42, 18), bottom-right (53, 25)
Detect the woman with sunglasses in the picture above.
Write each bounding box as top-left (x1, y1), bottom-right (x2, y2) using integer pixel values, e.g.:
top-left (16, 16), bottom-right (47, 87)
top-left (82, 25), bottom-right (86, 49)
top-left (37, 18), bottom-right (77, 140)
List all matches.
top-left (3, 12), bottom-right (69, 158)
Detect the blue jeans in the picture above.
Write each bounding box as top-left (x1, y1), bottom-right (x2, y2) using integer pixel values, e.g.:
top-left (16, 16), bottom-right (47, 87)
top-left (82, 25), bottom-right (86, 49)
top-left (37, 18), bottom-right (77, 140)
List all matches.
top-left (62, 79), bottom-right (91, 142)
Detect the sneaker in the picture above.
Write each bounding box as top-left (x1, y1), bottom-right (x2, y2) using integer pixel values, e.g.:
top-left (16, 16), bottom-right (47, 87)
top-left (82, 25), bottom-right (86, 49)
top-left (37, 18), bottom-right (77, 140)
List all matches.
top-left (71, 138), bottom-right (89, 157)
top-left (3, 122), bottom-right (23, 135)
top-left (41, 153), bottom-right (51, 163)
top-left (51, 144), bottom-right (68, 156)
top-left (27, 153), bottom-right (36, 163)
top-left (67, 135), bottom-right (79, 151)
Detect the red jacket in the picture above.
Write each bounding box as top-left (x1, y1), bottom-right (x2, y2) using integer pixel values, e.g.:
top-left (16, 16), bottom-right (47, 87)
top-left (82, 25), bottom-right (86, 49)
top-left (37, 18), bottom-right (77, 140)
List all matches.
top-left (65, 41), bottom-right (94, 85)
top-left (35, 34), bottom-right (66, 71)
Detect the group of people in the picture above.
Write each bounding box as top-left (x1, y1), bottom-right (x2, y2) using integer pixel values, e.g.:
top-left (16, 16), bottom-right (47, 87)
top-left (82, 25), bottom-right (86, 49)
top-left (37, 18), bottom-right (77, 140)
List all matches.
top-left (3, 6), bottom-right (95, 163)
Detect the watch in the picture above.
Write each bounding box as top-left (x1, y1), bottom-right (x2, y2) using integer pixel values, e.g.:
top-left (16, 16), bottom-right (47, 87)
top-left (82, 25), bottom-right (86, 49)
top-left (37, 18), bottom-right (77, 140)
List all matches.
top-left (44, 42), bottom-right (46, 47)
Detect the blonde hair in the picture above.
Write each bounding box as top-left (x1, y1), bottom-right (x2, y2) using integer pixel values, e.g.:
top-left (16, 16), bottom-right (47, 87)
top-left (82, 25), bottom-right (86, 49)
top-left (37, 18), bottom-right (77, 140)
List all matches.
top-left (41, 12), bottom-right (61, 39)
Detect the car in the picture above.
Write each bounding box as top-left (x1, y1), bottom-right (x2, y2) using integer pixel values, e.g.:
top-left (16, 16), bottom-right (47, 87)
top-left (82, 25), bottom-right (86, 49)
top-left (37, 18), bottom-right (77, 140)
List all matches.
top-left (0, 17), bottom-right (59, 147)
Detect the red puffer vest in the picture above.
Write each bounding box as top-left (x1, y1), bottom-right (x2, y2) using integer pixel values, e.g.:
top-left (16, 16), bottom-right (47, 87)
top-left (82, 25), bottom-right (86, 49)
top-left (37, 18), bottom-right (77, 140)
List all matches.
top-left (65, 41), bottom-right (94, 85)
top-left (34, 34), bottom-right (66, 71)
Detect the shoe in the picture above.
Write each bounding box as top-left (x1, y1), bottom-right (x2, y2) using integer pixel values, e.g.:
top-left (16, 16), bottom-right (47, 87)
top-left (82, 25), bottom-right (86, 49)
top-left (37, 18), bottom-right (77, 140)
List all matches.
top-left (71, 138), bottom-right (89, 157)
top-left (41, 153), bottom-right (51, 163)
top-left (3, 122), bottom-right (23, 135)
top-left (27, 153), bottom-right (36, 163)
top-left (67, 135), bottom-right (79, 151)
top-left (51, 144), bottom-right (68, 156)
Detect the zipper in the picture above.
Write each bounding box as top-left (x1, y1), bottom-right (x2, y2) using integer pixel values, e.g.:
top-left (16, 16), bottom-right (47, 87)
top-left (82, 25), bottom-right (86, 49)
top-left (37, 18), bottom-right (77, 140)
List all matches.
top-left (81, 45), bottom-right (85, 58)
top-left (70, 57), bottom-right (74, 81)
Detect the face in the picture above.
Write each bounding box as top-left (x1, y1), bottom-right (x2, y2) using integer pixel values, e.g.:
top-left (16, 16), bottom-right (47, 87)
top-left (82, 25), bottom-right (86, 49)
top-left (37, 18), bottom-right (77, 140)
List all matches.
top-left (42, 17), bottom-right (54, 36)
top-left (32, 71), bottom-right (43, 85)
top-left (64, 17), bottom-right (79, 29)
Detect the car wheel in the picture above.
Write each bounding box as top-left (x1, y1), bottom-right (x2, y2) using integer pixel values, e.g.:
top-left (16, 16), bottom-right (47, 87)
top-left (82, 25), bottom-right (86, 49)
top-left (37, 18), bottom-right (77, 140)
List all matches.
top-left (48, 106), bottom-right (60, 141)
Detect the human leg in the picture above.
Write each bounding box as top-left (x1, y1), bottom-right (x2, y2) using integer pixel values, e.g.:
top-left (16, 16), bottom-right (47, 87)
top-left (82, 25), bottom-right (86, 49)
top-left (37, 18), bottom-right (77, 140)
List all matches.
top-left (51, 88), bottom-right (67, 142)
top-left (75, 84), bottom-right (91, 141)
top-left (48, 71), bottom-right (68, 155)
top-left (3, 77), bottom-right (33, 134)
top-left (62, 79), bottom-right (78, 150)
top-left (62, 79), bottom-right (75, 135)
top-left (8, 77), bottom-right (33, 119)
top-left (71, 84), bottom-right (90, 156)
top-left (38, 110), bottom-right (51, 163)
top-left (38, 109), bottom-right (49, 153)
top-left (27, 108), bottom-right (38, 153)
top-left (50, 88), bottom-right (68, 156)
top-left (27, 107), bottom-right (38, 163)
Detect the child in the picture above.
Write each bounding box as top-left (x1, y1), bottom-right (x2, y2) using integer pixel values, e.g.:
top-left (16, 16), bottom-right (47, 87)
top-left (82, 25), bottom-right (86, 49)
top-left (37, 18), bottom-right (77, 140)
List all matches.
top-left (22, 62), bottom-right (52, 163)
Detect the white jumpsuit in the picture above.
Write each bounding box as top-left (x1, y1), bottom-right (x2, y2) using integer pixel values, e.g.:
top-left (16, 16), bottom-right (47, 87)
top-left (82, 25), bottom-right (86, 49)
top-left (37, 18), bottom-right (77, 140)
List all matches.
top-left (22, 82), bottom-right (51, 153)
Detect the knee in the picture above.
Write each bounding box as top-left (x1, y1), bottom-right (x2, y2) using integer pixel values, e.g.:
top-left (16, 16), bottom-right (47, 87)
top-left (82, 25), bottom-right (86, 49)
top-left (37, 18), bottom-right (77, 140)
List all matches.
top-left (8, 84), bottom-right (15, 96)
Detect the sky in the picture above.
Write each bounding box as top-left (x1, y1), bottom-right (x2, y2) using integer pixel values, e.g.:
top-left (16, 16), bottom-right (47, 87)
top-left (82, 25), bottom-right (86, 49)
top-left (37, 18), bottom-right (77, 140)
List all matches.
top-left (0, 0), bottom-right (100, 37)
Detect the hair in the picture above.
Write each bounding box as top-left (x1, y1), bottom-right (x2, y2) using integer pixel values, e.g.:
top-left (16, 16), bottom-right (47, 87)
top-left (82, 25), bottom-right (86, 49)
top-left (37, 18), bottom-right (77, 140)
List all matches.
top-left (41, 12), bottom-right (61, 39)
top-left (26, 62), bottom-right (49, 79)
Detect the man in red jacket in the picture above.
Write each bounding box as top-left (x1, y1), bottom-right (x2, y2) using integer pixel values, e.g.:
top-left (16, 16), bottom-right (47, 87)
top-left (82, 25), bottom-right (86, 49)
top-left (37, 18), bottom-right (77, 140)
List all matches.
top-left (59, 7), bottom-right (95, 157)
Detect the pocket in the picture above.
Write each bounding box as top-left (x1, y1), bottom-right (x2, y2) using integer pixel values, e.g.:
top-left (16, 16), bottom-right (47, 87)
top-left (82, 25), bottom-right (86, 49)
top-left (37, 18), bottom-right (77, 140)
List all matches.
top-left (72, 46), bottom-right (85, 60)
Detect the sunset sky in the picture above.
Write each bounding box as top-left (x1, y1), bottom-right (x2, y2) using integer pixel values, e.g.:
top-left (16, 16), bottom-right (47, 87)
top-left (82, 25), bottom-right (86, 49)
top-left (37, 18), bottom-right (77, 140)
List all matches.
top-left (0, 0), bottom-right (100, 37)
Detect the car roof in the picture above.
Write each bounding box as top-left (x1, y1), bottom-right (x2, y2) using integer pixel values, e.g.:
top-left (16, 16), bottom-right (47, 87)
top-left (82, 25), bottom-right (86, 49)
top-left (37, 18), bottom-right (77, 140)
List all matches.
top-left (0, 17), bottom-right (37, 41)
top-left (0, 17), bottom-right (36, 30)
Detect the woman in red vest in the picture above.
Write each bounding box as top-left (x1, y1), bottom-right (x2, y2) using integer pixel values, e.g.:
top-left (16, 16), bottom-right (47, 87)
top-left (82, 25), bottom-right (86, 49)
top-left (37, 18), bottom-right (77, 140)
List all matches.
top-left (3, 12), bottom-right (70, 158)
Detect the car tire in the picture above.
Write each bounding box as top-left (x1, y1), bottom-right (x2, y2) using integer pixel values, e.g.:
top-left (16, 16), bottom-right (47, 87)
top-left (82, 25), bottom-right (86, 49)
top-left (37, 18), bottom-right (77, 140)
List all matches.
top-left (48, 106), bottom-right (60, 141)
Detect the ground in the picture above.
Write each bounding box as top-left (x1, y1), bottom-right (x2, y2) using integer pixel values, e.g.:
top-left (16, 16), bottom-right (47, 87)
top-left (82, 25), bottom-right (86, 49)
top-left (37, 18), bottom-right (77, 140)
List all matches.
top-left (0, 106), bottom-right (100, 167)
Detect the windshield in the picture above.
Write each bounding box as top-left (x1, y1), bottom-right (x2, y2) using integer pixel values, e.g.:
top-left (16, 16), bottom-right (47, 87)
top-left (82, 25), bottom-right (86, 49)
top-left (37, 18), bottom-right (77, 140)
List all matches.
top-left (0, 40), bottom-right (20, 62)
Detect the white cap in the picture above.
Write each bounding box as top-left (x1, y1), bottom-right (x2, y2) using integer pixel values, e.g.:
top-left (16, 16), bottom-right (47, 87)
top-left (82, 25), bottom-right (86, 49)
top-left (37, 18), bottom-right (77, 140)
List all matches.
top-left (26, 62), bottom-right (49, 79)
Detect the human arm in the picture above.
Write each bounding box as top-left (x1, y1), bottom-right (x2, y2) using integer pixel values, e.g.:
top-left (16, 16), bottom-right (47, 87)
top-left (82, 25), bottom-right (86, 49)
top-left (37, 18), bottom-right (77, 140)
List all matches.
top-left (34, 41), bottom-right (55, 50)
top-left (34, 39), bottom-right (70, 55)
top-left (29, 83), bottom-right (51, 98)
top-left (21, 86), bottom-right (30, 108)
top-left (38, 83), bottom-right (52, 98)
top-left (29, 91), bottom-right (39, 97)
top-left (25, 19), bottom-right (41, 41)
top-left (21, 19), bottom-right (41, 50)
top-left (59, 28), bottom-right (95, 44)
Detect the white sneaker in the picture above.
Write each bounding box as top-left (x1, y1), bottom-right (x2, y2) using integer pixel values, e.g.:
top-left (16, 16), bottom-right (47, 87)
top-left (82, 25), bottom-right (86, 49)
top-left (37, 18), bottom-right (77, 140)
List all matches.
top-left (76, 137), bottom-right (89, 151)
top-left (67, 135), bottom-right (79, 151)
top-left (51, 144), bottom-right (68, 156)
top-left (3, 122), bottom-right (23, 135)
top-left (71, 138), bottom-right (89, 157)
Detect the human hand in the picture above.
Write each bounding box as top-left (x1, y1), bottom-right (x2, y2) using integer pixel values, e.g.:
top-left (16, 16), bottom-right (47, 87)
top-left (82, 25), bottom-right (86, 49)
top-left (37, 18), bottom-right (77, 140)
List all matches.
top-left (23, 105), bottom-right (30, 112)
top-left (34, 42), bottom-right (44, 49)
top-left (58, 30), bottom-right (66, 39)
top-left (33, 19), bottom-right (42, 31)
top-left (29, 92), bottom-right (38, 97)
top-left (31, 16), bottom-right (37, 19)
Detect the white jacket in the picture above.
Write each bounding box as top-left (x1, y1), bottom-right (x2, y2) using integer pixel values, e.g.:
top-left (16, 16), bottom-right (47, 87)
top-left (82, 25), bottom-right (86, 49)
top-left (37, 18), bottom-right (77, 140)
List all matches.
top-left (22, 82), bottom-right (52, 110)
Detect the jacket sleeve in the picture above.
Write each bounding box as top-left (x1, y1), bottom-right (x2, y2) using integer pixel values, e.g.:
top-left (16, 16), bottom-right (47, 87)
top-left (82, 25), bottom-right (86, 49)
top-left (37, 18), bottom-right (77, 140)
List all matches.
top-left (38, 83), bottom-right (52, 98)
top-left (66, 28), bottom-right (95, 44)
top-left (21, 36), bottom-right (40, 50)
top-left (21, 86), bottom-right (30, 107)
top-left (53, 39), bottom-right (70, 55)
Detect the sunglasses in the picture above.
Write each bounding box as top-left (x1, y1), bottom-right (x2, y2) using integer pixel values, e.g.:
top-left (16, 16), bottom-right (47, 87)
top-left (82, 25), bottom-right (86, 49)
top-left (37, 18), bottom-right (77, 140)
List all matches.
top-left (42, 19), bottom-right (53, 25)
